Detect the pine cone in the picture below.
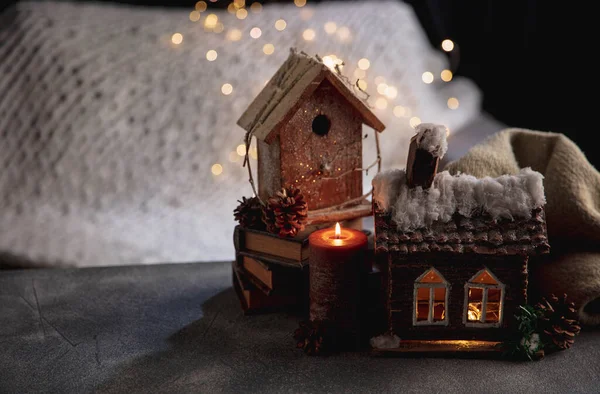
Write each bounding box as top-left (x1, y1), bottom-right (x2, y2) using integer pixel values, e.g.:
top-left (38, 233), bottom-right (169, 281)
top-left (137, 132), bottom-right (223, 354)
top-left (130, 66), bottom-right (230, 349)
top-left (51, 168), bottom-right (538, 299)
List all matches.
top-left (536, 293), bottom-right (581, 350)
top-left (293, 320), bottom-right (333, 356)
top-left (263, 187), bottom-right (308, 237)
top-left (233, 196), bottom-right (265, 230)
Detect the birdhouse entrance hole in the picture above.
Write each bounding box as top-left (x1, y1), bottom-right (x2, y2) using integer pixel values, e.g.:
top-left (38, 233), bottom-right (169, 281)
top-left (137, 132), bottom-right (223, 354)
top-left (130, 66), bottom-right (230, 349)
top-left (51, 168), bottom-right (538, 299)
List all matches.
top-left (311, 114), bottom-right (331, 136)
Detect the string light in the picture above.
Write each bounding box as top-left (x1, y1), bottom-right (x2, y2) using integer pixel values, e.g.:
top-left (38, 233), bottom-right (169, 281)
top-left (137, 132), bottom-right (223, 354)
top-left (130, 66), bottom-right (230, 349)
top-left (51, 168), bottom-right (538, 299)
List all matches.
top-left (375, 97), bottom-right (388, 110)
top-left (294, 0), bottom-right (307, 7)
top-left (322, 55), bottom-right (335, 69)
top-left (221, 83), bottom-right (233, 95)
top-left (374, 76), bottom-right (386, 85)
top-left (249, 146), bottom-right (258, 159)
top-left (263, 43), bottom-right (275, 55)
top-left (234, 0), bottom-right (245, 7)
top-left (357, 58), bottom-right (370, 70)
top-left (206, 49), bottom-right (218, 61)
top-left (300, 8), bottom-right (314, 21)
top-left (213, 23), bottom-right (224, 34)
top-left (211, 163), bottom-right (223, 176)
top-left (275, 19), bottom-right (287, 31)
top-left (353, 69), bottom-right (366, 79)
top-left (171, 33), bottom-right (183, 45)
top-left (250, 2), bottom-right (262, 13)
top-left (226, 29), bottom-right (242, 41)
top-left (236, 144), bottom-right (246, 156)
top-left (227, 3), bottom-right (237, 14)
top-left (409, 117), bottom-right (422, 128)
top-left (377, 83), bottom-right (388, 95)
top-left (250, 27), bottom-right (262, 39)
top-left (236, 8), bottom-right (248, 20)
top-left (337, 26), bottom-right (351, 41)
top-left (385, 86), bottom-right (398, 99)
top-left (421, 71), bottom-right (434, 84)
top-left (441, 69), bottom-right (453, 82)
top-left (229, 152), bottom-right (239, 162)
top-left (442, 39), bottom-right (454, 52)
top-left (204, 14), bottom-right (218, 29)
top-left (393, 105), bottom-right (406, 117)
top-left (303, 29), bottom-right (316, 41)
top-left (195, 1), bottom-right (207, 11)
top-left (447, 97), bottom-right (459, 109)
top-left (189, 11), bottom-right (201, 22)
top-left (324, 21), bottom-right (337, 34)
top-left (357, 79), bottom-right (367, 91)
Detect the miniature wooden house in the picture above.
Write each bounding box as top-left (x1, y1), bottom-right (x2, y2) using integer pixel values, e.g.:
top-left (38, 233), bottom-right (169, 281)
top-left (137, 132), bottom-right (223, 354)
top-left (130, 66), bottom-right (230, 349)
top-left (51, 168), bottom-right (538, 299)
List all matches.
top-left (372, 124), bottom-right (550, 347)
top-left (237, 49), bottom-right (385, 222)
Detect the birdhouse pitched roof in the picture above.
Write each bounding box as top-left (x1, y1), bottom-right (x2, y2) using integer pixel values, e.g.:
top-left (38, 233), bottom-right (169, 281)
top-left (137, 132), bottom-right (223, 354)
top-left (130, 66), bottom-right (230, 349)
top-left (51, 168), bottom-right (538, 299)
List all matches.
top-left (372, 168), bottom-right (550, 256)
top-left (237, 48), bottom-right (385, 142)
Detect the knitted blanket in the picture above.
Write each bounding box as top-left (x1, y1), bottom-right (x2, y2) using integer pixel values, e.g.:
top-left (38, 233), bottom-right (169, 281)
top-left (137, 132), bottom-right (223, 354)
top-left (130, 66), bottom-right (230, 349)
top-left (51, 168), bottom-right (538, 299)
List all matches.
top-left (445, 129), bottom-right (600, 326)
top-left (0, 1), bottom-right (481, 267)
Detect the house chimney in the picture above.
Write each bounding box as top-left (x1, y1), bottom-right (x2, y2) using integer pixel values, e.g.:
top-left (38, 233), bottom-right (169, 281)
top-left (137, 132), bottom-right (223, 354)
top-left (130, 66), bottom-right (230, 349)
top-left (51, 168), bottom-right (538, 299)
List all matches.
top-left (406, 124), bottom-right (448, 189)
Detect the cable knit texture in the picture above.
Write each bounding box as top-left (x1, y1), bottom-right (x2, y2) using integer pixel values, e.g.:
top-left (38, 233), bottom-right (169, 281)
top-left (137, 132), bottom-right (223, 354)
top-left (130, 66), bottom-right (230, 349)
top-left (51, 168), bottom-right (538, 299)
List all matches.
top-left (0, 1), bottom-right (480, 267)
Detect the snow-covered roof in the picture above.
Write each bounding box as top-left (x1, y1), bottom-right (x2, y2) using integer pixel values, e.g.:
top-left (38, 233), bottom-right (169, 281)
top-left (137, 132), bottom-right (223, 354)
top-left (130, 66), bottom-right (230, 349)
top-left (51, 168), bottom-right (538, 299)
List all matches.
top-left (372, 167), bottom-right (546, 232)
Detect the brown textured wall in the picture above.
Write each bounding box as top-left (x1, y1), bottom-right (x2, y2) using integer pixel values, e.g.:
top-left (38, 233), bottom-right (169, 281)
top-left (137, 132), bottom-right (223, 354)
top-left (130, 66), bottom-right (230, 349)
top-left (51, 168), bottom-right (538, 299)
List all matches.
top-left (387, 253), bottom-right (528, 341)
top-left (257, 138), bottom-right (281, 202)
top-left (277, 79), bottom-right (362, 210)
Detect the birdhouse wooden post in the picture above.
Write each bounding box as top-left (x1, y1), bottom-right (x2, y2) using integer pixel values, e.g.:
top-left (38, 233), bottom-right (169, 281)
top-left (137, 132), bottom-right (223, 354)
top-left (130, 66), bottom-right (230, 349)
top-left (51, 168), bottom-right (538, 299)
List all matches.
top-left (237, 49), bottom-right (385, 223)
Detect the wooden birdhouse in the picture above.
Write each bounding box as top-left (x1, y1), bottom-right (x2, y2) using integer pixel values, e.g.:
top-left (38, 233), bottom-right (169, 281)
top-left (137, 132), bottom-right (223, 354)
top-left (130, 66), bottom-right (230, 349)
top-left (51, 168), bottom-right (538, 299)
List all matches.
top-left (237, 49), bottom-right (385, 223)
top-left (371, 124), bottom-right (551, 352)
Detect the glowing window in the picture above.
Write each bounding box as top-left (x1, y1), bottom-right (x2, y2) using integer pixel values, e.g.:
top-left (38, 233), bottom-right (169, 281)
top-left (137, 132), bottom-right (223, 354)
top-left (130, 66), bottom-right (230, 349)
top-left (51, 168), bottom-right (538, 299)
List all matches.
top-left (464, 268), bottom-right (505, 328)
top-left (414, 268), bottom-right (449, 326)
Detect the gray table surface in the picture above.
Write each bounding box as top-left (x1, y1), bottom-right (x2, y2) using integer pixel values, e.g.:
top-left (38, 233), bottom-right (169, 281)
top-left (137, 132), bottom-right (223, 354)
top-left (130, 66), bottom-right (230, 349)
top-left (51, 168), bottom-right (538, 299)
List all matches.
top-left (1, 261), bottom-right (600, 393)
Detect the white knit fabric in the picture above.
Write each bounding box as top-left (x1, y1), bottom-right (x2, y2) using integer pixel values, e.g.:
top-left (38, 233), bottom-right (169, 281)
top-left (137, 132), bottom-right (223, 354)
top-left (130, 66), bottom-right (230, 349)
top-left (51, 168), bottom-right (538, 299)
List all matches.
top-left (0, 1), bottom-right (481, 267)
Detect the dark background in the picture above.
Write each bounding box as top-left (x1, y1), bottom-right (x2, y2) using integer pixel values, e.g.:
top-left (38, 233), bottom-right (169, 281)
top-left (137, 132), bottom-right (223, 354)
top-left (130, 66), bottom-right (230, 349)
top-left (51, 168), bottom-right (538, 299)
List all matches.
top-left (2, 0), bottom-right (594, 166)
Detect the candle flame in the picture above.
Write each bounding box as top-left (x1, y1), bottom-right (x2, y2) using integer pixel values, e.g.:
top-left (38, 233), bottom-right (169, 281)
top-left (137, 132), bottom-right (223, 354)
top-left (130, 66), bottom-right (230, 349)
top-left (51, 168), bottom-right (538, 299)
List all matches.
top-left (335, 222), bottom-right (341, 239)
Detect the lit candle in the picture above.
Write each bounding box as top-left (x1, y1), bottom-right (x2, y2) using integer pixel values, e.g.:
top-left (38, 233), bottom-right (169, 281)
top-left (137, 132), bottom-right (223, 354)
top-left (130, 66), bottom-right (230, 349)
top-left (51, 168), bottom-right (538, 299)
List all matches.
top-left (309, 222), bottom-right (368, 349)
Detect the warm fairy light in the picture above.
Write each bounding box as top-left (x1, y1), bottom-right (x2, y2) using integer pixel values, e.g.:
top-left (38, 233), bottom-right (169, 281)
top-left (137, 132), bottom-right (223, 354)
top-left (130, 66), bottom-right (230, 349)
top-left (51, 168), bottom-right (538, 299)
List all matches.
top-left (322, 55), bottom-right (335, 69)
top-left (206, 50), bottom-right (218, 61)
top-left (171, 33), bottom-right (183, 45)
top-left (421, 71), bottom-right (434, 84)
top-left (233, 0), bottom-right (245, 7)
top-left (236, 8), bottom-right (248, 20)
top-left (204, 14), bottom-right (218, 29)
top-left (211, 163), bottom-right (223, 176)
top-left (377, 83), bottom-right (388, 95)
top-left (236, 144), bottom-right (246, 156)
top-left (226, 29), bottom-right (242, 41)
top-left (335, 222), bottom-right (341, 239)
top-left (353, 69), bottom-right (365, 79)
top-left (337, 26), bottom-right (351, 41)
top-left (375, 97), bottom-right (388, 110)
top-left (300, 8), bottom-right (314, 20)
top-left (324, 21), bottom-right (337, 34)
top-left (442, 39), bottom-right (455, 52)
top-left (250, 27), bottom-right (262, 38)
top-left (357, 79), bottom-right (367, 91)
top-left (250, 2), bottom-right (262, 12)
top-left (195, 1), bottom-right (207, 11)
top-left (213, 23), bottom-right (224, 33)
top-left (393, 105), bottom-right (406, 117)
top-left (357, 58), bottom-right (370, 70)
top-left (374, 75), bottom-right (386, 85)
top-left (189, 11), bottom-right (201, 22)
top-left (447, 97), bottom-right (459, 109)
top-left (227, 3), bottom-right (237, 14)
top-left (385, 86), bottom-right (398, 99)
top-left (229, 152), bottom-right (239, 162)
top-left (409, 116), bottom-right (422, 128)
top-left (303, 29), bottom-right (316, 41)
top-left (275, 19), bottom-right (287, 31)
top-left (441, 69), bottom-right (453, 82)
top-left (221, 83), bottom-right (233, 95)
top-left (263, 43), bottom-right (275, 55)
top-left (249, 146), bottom-right (258, 159)
top-left (294, 0), bottom-right (307, 7)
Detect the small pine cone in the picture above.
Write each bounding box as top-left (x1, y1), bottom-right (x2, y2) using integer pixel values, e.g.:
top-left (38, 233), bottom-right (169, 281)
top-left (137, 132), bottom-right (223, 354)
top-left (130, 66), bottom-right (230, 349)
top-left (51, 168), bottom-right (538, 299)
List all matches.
top-left (263, 187), bottom-right (308, 237)
top-left (293, 320), bottom-right (332, 356)
top-left (233, 196), bottom-right (265, 230)
top-left (536, 293), bottom-right (581, 350)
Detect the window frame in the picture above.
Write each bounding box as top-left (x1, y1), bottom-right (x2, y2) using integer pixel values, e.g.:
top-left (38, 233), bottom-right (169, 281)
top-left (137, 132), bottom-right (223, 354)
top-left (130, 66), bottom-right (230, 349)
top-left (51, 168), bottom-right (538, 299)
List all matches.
top-left (413, 268), bottom-right (450, 326)
top-left (463, 268), bottom-right (505, 328)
